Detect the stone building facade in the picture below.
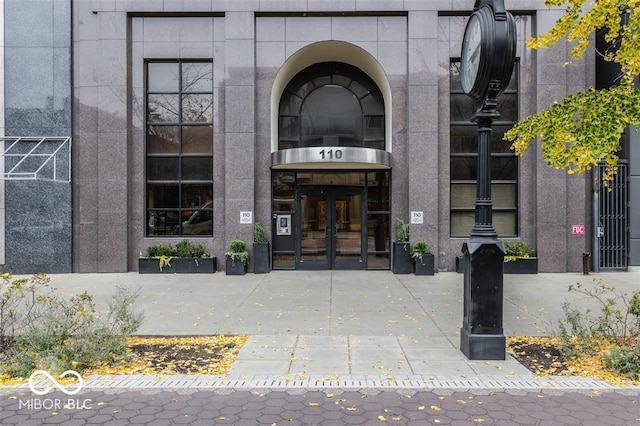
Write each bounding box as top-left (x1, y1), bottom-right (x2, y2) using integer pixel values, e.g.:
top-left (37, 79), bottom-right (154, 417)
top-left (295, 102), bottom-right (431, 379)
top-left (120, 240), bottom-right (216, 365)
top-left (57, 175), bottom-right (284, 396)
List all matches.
top-left (1, 0), bottom-right (637, 274)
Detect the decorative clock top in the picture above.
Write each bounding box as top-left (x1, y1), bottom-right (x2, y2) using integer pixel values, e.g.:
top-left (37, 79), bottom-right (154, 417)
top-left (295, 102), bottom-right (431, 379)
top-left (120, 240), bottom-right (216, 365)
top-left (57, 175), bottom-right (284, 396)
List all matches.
top-left (461, 13), bottom-right (482, 95)
top-left (460, 0), bottom-right (516, 103)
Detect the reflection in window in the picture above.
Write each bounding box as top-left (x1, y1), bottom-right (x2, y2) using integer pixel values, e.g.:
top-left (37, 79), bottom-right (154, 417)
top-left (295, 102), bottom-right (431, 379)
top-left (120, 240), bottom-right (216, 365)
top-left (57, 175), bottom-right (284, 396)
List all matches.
top-left (146, 60), bottom-right (214, 236)
top-left (449, 60), bottom-right (518, 237)
top-left (278, 62), bottom-right (385, 150)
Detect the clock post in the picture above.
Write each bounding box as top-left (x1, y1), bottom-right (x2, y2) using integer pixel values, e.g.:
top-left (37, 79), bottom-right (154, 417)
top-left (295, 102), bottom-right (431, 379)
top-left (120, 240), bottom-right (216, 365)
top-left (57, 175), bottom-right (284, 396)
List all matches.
top-left (459, 0), bottom-right (516, 360)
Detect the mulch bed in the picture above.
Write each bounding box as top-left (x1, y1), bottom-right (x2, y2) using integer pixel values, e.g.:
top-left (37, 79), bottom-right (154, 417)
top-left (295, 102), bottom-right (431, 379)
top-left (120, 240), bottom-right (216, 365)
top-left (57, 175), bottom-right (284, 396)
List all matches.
top-left (507, 337), bottom-right (569, 375)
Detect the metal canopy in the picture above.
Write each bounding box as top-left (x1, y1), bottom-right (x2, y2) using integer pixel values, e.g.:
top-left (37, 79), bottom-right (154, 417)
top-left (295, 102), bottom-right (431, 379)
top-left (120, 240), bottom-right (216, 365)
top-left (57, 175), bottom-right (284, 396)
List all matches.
top-left (1, 137), bottom-right (71, 183)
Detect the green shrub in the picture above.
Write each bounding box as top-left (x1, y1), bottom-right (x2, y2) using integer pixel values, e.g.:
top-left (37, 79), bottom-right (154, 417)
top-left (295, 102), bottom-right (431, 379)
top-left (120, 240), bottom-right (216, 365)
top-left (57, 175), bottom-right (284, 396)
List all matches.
top-left (145, 243), bottom-right (175, 258)
top-left (175, 239), bottom-right (210, 258)
top-left (145, 240), bottom-right (211, 258)
top-left (556, 280), bottom-right (640, 364)
top-left (504, 241), bottom-right (535, 258)
top-left (411, 241), bottom-right (430, 260)
top-left (229, 240), bottom-right (246, 252)
top-left (225, 239), bottom-right (250, 265)
top-left (604, 345), bottom-right (640, 380)
top-left (0, 274), bottom-right (144, 378)
top-left (254, 222), bottom-right (268, 243)
top-left (395, 219), bottom-right (409, 244)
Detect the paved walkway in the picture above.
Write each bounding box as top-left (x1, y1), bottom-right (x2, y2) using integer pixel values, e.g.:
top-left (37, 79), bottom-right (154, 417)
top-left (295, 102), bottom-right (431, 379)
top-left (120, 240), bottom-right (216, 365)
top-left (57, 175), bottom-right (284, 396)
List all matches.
top-left (8, 269), bottom-right (640, 388)
top-left (3, 270), bottom-right (640, 424)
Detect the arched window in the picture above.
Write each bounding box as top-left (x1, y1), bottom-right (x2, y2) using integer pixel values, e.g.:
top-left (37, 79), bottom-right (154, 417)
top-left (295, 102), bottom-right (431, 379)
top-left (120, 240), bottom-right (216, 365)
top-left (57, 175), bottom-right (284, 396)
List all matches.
top-left (278, 62), bottom-right (385, 150)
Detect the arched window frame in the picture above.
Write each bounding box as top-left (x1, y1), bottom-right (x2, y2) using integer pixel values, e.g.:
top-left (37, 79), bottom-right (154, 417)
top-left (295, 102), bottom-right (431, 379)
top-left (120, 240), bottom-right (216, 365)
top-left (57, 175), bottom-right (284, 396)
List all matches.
top-left (278, 62), bottom-right (385, 151)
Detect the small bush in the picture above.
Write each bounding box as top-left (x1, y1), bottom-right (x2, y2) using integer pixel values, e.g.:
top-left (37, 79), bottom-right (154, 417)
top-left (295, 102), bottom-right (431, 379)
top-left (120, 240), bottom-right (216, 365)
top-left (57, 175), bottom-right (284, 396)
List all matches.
top-left (504, 241), bottom-right (535, 258)
top-left (604, 346), bottom-right (640, 380)
top-left (229, 240), bottom-right (246, 252)
top-left (411, 241), bottom-right (430, 260)
top-left (225, 239), bottom-right (250, 265)
top-left (395, 219), bottom-right (409, 244)
top-left (0, 274), bottom-right (144, 378)
top-left (175, 239), bottom-right (209, 258)
top-left (145, 240), bottom-right (211, 258)
top-left (254, 222), bottom-right (268, 243)
top-left (556, 279), bottom-right (640, 378)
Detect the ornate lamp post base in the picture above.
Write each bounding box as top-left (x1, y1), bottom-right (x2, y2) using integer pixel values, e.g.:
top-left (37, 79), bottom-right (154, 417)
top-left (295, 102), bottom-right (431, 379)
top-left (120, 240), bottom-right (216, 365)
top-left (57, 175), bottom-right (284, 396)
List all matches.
top-left (460, 240), bottom-right (505, 360)
top-left (458, 0), bottom-right (516, 361)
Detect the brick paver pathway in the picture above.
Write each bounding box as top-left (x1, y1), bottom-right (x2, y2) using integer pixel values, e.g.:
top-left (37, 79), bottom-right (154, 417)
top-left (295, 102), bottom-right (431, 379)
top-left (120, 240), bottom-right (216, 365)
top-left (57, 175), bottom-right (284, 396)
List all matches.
top-left (2, 388), bottom-right (639, 425)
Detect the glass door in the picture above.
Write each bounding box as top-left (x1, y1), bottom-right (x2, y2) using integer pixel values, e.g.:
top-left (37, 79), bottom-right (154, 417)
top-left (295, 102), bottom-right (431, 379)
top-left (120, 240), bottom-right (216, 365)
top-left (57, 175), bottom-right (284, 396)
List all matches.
top-left (334, 190), bottom-right (364, 269)
top-left (297, 189), bottom-right (365, 270)
top-left (299, 190), bottom-right (330, 269)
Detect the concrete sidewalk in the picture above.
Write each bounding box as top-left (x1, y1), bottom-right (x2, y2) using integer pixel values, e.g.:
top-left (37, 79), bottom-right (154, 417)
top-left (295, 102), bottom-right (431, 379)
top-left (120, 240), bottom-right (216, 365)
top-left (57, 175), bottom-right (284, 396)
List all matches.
top-left (32, 269), bottom-right (640, 389)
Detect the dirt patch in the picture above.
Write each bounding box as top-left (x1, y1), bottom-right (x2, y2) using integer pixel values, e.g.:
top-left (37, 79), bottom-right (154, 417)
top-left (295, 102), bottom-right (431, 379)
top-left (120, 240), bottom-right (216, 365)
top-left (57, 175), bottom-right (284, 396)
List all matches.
top-left (85, 335), bottom-right (248, 376)
top-left (507, 337), bottom-right (568, 376)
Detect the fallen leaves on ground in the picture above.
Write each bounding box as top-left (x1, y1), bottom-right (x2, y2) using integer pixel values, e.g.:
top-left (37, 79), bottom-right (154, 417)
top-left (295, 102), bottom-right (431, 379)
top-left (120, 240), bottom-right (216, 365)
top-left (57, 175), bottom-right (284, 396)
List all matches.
top-left (84, 335), bottom-right (247, 376)
top-left (507, 336), bottom-right (640, 386)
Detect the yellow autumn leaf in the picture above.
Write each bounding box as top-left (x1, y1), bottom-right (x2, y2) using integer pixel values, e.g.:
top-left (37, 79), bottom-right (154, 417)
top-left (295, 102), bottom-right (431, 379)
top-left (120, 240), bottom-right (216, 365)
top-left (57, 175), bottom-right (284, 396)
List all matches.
top-left (378, 415), bottom-right (387, 422)
top-left (431, 405), bottom-right (441, 411)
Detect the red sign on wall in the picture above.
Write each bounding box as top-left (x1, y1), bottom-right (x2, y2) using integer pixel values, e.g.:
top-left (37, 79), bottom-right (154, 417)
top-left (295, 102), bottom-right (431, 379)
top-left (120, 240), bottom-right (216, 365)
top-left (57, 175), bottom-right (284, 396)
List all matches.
top-left (572, 225), bottom-right (585, 235)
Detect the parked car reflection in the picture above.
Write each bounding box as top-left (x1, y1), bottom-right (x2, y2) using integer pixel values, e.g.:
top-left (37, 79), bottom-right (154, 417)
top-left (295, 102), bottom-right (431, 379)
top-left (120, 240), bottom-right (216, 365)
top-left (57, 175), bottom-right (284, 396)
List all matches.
top-left (182, 201), bottom-right (213, 235)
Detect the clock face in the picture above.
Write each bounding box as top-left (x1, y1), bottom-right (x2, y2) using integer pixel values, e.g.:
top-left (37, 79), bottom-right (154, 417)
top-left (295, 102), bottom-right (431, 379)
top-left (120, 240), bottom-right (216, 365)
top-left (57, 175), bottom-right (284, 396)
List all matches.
top-left (460, 13), bottom-right (482, 95)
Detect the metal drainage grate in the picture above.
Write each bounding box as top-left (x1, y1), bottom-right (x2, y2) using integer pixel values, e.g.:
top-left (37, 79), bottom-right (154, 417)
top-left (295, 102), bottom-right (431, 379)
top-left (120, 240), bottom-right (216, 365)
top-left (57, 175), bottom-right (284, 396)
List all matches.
top-left (11, 375), bottom-right (636, 391)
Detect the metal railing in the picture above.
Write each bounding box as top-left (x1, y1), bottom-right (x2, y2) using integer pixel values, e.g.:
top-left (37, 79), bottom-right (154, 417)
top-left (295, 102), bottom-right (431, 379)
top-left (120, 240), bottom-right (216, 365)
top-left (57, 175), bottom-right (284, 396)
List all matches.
top-left (1, 137), bottom-right (71, 183)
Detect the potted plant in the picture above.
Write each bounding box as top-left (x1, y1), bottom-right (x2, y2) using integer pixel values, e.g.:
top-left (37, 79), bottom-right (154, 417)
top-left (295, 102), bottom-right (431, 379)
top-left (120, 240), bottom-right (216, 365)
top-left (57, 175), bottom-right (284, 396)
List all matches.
top-left (253, 222), bottom-right (271, 274)
top-left (139, 240), bottom-right (216, 274)
top-left (411, 241), bottom-right (434, 275)
top-left (392, 219), bottom-right (412, 274)
top-left (504, 241), bottom-right (538, 274)
top-left (225, 239), bottom-right (250, 275)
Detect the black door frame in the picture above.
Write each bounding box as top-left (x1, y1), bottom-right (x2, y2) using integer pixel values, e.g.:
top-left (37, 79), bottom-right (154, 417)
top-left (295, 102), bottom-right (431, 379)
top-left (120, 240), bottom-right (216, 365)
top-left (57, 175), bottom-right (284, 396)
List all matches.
top-left (296, 187), bottom-right (366, 270)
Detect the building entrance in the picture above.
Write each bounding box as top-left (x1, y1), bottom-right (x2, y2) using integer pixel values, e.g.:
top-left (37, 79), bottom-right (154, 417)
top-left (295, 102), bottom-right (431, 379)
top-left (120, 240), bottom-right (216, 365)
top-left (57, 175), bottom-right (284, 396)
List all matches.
top-left (298, 188), bottom-right (365, 270)
top-left (271, 170), bottom-right (390, 270)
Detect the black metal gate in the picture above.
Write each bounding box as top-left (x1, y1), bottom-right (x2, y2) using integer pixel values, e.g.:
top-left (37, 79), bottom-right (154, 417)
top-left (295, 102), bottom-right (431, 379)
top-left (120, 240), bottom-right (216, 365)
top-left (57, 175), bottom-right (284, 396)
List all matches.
top-left (596, 163), bottom-right (628, 270)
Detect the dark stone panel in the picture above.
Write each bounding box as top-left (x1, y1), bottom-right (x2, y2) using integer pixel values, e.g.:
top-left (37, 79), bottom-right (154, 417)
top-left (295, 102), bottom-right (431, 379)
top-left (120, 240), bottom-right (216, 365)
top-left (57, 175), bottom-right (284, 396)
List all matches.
top-left (1, 181), bottom-right (72, 274)
top-left (5, 106), bottom-right (71, 137)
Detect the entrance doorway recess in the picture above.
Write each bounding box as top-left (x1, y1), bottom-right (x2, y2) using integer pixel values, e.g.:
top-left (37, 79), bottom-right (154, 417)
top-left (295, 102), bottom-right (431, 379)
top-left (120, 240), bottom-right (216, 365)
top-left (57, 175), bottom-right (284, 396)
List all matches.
top-left (298, 189), bottom-right (364, 270)
top-left (271, 170), bottom-right (390, 270)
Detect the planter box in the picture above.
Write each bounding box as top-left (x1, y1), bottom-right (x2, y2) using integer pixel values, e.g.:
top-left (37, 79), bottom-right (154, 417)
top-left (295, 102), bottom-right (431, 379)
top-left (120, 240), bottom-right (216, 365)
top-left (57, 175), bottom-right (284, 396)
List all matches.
top-left (414, 253), bottom-right (435, 276)
top-left (138, 257), bottom-right (216, 274)
top-left (139, 258), bottom-right (174, 274)
top-left (253, 242), bottom-right (271, 274)
top-left (225, 257), bottom-right (247, 275)
top-left (504, 258), bottom-right (538, 274)
top-left (392, 242), bottom-right (412, 274)
top-left (456, 256), bottom-right (464, 274)
top-left (174, 257), bottom-right (216, 273)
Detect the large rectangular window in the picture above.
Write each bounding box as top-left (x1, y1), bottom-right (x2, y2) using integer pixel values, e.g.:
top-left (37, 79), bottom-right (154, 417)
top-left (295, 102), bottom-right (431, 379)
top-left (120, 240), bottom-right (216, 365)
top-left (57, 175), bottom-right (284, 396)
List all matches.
top-left (146, 61), bottom-right (214, 236)
top-left (449, 61), bottom-right (518, 237)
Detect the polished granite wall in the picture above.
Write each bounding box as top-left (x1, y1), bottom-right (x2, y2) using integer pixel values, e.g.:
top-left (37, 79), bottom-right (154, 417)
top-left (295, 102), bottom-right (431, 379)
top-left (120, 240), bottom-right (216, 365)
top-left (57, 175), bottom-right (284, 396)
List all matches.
top-left (1, 0), bottom-right (72, 273)
top-left (71, 0), bottom-right (591, 273)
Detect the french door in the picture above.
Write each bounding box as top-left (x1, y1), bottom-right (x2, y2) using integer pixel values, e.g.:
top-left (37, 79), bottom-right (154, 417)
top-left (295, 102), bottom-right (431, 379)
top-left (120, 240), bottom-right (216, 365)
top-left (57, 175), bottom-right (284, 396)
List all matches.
top-left (297, 188), bottom-right (365, 270)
